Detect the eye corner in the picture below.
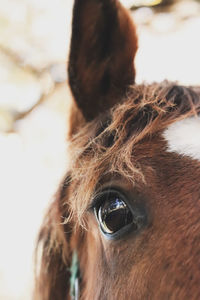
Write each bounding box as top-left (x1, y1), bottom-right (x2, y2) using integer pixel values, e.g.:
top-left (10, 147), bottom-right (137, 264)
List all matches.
top-left (88, 191), bottom-right (104, 213)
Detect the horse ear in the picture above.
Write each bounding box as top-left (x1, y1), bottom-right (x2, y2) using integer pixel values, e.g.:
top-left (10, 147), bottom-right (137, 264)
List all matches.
top-left (68, 0), bottom-right (138, 126)
top-left (34, 178), bottom-right (72, 300)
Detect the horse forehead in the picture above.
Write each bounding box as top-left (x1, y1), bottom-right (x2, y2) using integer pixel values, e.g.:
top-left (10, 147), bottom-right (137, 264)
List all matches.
top-left (163, 116), bottom-right (200, 162)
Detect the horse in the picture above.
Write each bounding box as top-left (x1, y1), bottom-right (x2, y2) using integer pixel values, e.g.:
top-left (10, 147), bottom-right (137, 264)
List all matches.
top-left (34, 0), bottom-right (200, 299)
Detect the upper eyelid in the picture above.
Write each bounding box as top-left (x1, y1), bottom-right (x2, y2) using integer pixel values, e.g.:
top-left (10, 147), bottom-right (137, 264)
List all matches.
top-left (88, 188), bottom-right (129, 212)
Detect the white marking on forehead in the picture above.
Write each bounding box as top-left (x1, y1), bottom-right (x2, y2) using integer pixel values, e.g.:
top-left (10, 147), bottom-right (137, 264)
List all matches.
top-left (163, 116), bottom-right (200, 162)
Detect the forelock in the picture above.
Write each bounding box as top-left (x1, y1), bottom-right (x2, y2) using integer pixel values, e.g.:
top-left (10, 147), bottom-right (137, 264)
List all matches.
top-left (67, 82), bottom-right (200, 224)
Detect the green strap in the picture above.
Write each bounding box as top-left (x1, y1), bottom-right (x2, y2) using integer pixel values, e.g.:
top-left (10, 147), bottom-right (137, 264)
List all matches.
top-left (70, 251), bottom-right (80, 300)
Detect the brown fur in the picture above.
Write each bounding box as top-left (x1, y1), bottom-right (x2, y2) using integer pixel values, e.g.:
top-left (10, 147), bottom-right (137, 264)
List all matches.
top-left (34, 1), bottom-right (200, 299)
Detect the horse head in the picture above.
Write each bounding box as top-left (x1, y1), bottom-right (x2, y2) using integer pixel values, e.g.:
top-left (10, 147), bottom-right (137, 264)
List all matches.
top-left (35, 1), bottom-right (200, 299)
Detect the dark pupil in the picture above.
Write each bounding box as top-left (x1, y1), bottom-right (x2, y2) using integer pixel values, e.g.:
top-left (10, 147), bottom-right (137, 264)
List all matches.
top-left (98, 193), bottom-right (133, 234)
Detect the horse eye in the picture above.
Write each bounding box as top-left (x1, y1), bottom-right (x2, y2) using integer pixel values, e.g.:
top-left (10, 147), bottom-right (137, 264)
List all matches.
top-left (93, 190), bottom-right (137, 238)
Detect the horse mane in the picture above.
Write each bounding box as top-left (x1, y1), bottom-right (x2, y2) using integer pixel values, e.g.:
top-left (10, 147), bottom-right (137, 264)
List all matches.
top-left (65, 81), bottom-right (200, 226)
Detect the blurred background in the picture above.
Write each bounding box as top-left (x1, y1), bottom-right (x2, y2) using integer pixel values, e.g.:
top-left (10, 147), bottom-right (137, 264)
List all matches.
top-left (0, 0), bottom-right (200, 299)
